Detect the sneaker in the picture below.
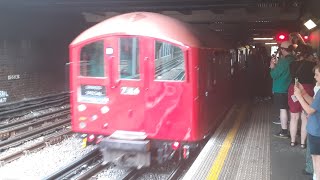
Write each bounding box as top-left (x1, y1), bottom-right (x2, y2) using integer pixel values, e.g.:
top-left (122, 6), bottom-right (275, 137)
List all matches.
top-left (272, 119), bottom-right (281, 124)
top-left (274, 131), bottom-right (289, 138)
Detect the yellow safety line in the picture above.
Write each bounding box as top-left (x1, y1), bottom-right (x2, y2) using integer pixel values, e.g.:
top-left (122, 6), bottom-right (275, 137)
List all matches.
top-left (206, 104), bottom-right (248, 180)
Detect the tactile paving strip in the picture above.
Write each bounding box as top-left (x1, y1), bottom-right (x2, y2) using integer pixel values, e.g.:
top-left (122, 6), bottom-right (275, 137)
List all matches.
top-left (183, 102), bottom-right (271, 180)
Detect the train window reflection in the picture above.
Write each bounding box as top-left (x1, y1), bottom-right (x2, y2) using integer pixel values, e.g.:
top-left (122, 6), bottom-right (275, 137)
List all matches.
top-left (79, 41), bottom-right (104, 77)
top-left (119, 37), bottom-right (140, 79)
top-left (155, 41), bottom-right (185, 81)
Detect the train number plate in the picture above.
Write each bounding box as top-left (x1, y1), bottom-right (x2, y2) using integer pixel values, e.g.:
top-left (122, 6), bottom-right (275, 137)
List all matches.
top-left (120, 87), bottom-right (140, 95)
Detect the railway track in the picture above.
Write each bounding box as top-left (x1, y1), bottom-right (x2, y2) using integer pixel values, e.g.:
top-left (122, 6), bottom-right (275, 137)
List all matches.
top-left (0, 109), bottom-right (70, 140)
top-left (46, 149), bottom-right (195, 180)
top-left (119, 160), bottom-right (190, 180)
top-left (0, 92), bottom-right (69, 112)
top-left (0, 92), bottom-right (69, 121)
top-left (0, 117), bottom-right (70, 151)
top-left (0, 129), bottom-right (72, 166)
top-left (45, 148), bottom-right (108, 180)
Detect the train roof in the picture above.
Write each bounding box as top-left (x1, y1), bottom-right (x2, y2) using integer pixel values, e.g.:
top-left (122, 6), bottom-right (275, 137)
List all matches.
top-left (71, 12), bottom-right (227, 48)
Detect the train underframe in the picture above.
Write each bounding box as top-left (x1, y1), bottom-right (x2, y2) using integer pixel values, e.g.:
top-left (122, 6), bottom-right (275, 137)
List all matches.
top-left (83, 133), bottom-right (201, 168)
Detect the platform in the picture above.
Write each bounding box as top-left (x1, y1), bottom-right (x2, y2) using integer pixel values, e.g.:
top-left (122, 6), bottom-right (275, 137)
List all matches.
top-left (183, 100), bottom-right (311, 180)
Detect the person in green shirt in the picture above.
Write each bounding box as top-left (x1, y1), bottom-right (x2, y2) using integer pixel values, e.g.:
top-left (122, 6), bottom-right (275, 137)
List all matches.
top-left (270, 41), bottom-right (295, 138)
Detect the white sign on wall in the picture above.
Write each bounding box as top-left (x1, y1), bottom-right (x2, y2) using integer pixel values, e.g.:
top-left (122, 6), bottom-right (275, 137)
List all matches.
top-left (8, 74), bottom-right (20, 80)
top-left (0, 90), bottom-right (8, 103)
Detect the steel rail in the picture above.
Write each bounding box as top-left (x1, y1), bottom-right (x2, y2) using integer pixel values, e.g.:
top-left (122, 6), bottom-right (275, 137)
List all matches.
top-left (0, 92), bottom-right (69, 111)
top-left (0, 96), bottom-right (69, 118)
top-left (75, 162), bottom-right (107, 180)
top-left (44, 148), bottom-right (102, 180)
top-left (0, 111), bottom-right (70, 140)
top-left (0, 129), bottom-right (72, 166)
top-left (0, 119), bottom-right (70, 150)
top-left (0, 108), bottom-right (69, 129)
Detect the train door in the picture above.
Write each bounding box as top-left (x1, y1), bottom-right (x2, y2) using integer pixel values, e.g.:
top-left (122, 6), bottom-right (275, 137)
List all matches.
top-left (104, 36), bottom-right (146, 131)
top-left (144, 39), bottom-right (191, 140)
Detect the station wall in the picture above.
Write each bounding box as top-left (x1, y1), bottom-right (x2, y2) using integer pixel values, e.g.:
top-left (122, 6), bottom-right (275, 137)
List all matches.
top-left (0, 12), bottom-right (87, 103)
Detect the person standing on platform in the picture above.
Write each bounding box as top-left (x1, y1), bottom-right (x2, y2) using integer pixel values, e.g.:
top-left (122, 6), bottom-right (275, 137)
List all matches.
top-left (270, 41), bottom-right (295, 138)
top-left (295, 64), bottom-right (320, 180)
top-left (304, 82), bottom-right (320, 177)
top-left (288, 45), bottom-right (316, 148)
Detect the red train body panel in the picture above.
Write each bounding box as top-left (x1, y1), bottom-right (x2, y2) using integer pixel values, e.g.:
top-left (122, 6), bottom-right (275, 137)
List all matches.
top-left (69, 12), bottom-right (234, 167)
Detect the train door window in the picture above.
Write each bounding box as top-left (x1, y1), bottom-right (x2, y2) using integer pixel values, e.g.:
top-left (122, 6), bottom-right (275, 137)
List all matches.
top-left (119, 37), bottom-right (140, 79)
top-left (154, 41), bottom-right (185, 81)
top-left (79, 40), bottom-right (104, 77)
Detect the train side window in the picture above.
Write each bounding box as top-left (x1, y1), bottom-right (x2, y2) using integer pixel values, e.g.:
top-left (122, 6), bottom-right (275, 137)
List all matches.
top-left (119, 37), bottom-right (140, 79)
top-left (79, 40), bottom-right (104, 77)
top-left (154, 41), bottom-right (185, 81)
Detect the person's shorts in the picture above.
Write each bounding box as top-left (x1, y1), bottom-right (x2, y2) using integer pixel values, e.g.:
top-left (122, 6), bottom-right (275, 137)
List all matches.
top-left (308, 134), bottom-right (320, 155)
top-left (273, 93), bottom-right (288, 110)
top-left (288, 84), bottom-right (314, 113)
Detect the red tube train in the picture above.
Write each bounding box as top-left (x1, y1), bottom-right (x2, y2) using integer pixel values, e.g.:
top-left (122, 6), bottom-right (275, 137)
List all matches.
top-left (69, 12), bottom-right (236, 167)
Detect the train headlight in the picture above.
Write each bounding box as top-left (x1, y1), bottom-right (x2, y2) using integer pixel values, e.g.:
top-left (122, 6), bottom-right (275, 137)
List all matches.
top-left (78, 104), bottom-right (87, 112)
top-left (91, 115), bottom-right (98, 121)
top-left (101, 106), bottom-right (110, 114)
top-left (79, 122), bottom-right (87, 129)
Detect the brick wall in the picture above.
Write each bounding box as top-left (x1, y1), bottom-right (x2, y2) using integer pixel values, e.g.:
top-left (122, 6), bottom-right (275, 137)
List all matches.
top-left (0, 40), bottom-right (68, 103)
top-left (0, 12), bottom-right (87, 103)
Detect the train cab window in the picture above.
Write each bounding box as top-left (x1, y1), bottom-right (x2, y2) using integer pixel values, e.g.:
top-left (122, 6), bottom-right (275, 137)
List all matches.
top-left (154, 41), bottom-right (185, 81)
top-left (79, 41), bottom-right (104, 77)
top-left (119, 37), bottom-right (140, 79)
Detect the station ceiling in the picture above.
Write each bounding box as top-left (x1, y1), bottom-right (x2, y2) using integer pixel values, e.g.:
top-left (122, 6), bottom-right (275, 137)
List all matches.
top-left (0, 0), bottom-right (318, 44)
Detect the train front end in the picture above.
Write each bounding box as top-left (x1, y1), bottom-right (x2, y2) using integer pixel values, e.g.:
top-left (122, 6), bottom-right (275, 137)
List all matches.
top-left (69, 37), bottom-right (199, 167)
top-left (68, 12), bottom-right (207, 168)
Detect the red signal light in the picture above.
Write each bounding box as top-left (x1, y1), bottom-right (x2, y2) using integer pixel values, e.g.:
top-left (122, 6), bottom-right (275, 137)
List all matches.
top-left (303, 35), bottom-right (309, 41)
top-left (88, 134), bottom-right (95, 142)
top-left (275, 33), bottom-right (288, 41)
top-left (279, 35), bottom-right (285, 40)
top-left (172, 142), bottom-right (180, 150)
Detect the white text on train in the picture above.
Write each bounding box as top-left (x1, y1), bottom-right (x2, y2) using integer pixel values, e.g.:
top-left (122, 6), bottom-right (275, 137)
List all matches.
top-left (120, 87), bottom-right (140, 95)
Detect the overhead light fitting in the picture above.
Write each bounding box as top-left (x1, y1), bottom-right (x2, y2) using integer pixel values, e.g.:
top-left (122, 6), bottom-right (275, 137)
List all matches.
top-left (253, 37), bottom-right (274, 40)
top-left (265, 42), bottom-right (277, 45)
top-left (304, 19), bottom-right (317, 30)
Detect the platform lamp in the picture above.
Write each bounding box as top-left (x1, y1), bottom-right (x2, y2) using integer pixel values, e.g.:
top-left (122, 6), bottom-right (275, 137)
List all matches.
top-left (301, 13), bottom-right (319, 31)
top-left (304, 19), bottom-right (317, 30)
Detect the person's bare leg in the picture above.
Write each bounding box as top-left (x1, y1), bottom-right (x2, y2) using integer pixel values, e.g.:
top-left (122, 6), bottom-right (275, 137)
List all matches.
top-left (300, 112), bottom-right (308, 146)
top-left (312, 155), bottom-right (320, 180)
top-left (290, 112), bottom-right (299, 144)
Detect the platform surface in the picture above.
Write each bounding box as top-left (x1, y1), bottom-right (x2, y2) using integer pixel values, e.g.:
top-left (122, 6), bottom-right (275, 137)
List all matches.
top-left (183, 100), bottom-right (311, 180)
